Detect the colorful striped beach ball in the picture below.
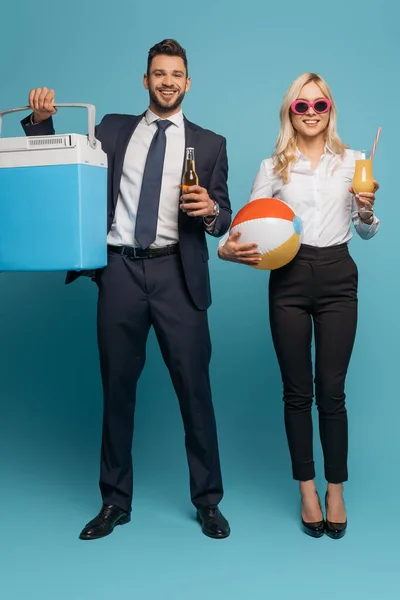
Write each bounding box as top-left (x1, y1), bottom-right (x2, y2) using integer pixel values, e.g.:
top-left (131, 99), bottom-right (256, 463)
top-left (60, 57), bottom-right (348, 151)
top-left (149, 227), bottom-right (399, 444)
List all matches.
top-left (230, 198), bottom-right (303, 270)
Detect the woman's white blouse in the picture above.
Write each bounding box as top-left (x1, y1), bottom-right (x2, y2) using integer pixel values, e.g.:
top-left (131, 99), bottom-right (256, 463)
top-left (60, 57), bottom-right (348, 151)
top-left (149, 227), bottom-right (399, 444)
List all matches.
top-left (220, 147), bottom-right (380, 248)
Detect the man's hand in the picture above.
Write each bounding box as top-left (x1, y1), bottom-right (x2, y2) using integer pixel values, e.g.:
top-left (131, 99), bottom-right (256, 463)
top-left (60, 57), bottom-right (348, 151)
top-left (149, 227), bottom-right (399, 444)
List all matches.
top-left (181, 185), bottom-right (215, 218)
top-left (28, 87), bottom-right (57, 124)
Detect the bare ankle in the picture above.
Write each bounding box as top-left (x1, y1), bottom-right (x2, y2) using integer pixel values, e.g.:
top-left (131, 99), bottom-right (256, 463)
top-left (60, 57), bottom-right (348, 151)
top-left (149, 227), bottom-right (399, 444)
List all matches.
top-left (327, 483), bottom-right (344, 496)
top-left (300, 480), bottom-right (317, 495)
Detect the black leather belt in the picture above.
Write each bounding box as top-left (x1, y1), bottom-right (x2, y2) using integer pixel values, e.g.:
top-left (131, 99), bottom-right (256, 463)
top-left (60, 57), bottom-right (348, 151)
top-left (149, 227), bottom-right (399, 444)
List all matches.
top-left (107, 243), bottom-right (179, 260)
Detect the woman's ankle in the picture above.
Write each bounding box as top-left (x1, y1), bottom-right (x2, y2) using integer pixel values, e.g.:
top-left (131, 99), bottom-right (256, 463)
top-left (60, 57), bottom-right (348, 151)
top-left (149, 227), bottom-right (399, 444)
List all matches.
top-left (300, 480), bottom-right (317, 495)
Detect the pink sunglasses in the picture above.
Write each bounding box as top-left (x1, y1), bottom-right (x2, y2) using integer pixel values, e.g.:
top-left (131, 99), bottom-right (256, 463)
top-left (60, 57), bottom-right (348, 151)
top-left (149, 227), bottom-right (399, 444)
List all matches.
top-left (291, 98), bottom-right (331, 115)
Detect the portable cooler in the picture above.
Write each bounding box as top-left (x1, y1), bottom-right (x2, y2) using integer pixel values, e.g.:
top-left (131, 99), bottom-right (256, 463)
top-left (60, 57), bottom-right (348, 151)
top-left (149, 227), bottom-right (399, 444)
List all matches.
top-left (0, 103), bottom-right (107, 271)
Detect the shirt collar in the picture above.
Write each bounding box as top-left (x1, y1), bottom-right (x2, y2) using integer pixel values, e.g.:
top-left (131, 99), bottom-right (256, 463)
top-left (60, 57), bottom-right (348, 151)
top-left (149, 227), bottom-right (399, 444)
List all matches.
top-left (145, 108), bottom-right (183, 128)
top-left (296, 143), bottom-right (334, 160)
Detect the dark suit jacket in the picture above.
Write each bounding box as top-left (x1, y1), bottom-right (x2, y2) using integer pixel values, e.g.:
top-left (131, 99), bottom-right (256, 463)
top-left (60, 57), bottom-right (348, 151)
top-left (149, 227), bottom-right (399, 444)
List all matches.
top-left (22, 112), bottom-right (232, 310)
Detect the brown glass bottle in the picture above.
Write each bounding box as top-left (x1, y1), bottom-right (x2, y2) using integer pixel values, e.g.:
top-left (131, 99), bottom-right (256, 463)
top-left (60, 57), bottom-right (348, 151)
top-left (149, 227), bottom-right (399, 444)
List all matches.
top-left (181, 147), bottom-right (199, 196)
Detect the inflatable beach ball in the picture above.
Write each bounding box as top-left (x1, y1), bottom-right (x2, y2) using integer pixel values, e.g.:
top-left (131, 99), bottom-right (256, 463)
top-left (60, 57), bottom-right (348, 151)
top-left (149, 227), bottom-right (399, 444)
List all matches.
top-left (230, 198), bottom-right (303, 270)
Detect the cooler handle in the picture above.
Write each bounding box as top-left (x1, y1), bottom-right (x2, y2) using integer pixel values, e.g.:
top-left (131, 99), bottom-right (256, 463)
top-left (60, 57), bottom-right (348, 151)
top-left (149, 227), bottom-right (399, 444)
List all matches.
top-left (0, 103), bottom-right (97, 149)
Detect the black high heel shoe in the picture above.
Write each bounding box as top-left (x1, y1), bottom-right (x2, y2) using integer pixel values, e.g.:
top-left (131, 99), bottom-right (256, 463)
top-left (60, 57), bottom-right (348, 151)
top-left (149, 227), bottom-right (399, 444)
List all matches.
top-left (301, 492), bottom-right (325, 538)
top-left (325, 491), bottom-right (347, 539)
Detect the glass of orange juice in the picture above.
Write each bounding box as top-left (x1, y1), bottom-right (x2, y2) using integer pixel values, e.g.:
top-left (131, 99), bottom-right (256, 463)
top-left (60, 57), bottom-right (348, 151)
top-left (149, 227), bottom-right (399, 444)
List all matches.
top-left (352, 150), bottom-right (375, 220)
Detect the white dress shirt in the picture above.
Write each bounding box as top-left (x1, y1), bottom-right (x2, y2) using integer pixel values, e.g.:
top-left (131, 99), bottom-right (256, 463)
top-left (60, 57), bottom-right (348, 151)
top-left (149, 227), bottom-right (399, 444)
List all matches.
top-left (220, 147), bottom-right (380, 248)
top-left (108, 109), bottom-right (185, 248)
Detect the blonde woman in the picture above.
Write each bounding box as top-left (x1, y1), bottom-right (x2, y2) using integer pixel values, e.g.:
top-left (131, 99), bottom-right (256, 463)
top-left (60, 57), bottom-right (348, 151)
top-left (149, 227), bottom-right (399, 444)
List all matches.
top-left (219, 73), bottom-right (380, 538)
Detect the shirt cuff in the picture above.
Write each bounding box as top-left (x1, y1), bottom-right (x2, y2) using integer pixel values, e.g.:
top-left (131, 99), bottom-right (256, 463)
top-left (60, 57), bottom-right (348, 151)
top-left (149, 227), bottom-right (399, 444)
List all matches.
top-left (203, 215), bottom-right (217, 232)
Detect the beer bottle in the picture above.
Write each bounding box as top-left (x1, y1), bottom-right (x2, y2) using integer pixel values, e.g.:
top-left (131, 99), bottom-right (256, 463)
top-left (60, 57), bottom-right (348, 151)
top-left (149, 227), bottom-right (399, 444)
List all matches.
top-left (181, 147), bottom-right (199, 197)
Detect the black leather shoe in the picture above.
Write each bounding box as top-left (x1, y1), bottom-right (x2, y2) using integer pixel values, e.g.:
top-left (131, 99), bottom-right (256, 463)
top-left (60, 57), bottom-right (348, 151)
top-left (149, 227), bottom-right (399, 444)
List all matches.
top-left (325, 492), bottom-right (347, 539)
top-left (301, 493), bottom-right (325, 538)
top-left (197, 505), bottom-right (230, 539)
top-left (79, 504), bottom-right (131, 540)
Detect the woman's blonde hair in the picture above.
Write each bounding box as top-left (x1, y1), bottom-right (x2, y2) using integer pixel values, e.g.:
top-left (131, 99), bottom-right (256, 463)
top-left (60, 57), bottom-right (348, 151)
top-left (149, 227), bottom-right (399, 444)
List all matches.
top-left (272, 73), bottom-right (348, 184)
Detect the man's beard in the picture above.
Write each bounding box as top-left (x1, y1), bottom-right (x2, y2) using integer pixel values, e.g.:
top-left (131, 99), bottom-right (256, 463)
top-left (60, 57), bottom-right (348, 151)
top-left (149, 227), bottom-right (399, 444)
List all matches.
top-left (149, 87), bottom-right (186, 114)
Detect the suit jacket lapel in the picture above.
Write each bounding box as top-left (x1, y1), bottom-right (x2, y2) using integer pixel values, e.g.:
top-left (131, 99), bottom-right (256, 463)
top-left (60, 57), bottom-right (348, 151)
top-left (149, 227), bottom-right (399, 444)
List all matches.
top-left (112, 113), bottom-right (145, 209)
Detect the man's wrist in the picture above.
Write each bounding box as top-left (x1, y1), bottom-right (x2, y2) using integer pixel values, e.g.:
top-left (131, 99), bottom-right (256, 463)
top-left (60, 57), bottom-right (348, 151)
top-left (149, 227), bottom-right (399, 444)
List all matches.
top-left (30, 112), bottom-right (49, 125)
top-left (30, 113), bottom-right (42, 125)
top-left (204, 201), bottom-right (219, 222)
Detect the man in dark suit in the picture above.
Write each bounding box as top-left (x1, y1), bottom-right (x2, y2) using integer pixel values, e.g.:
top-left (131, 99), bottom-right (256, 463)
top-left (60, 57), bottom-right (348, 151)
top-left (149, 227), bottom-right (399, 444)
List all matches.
top-left (22, 39), bottom-right (232, 540)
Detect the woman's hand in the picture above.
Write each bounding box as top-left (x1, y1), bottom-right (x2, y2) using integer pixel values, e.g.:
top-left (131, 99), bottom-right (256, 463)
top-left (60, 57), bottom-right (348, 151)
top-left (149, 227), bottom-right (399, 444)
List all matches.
top-left (349, 181), bottom-right (379, 223)
top-left (217, 231), bottom-right (261, 266)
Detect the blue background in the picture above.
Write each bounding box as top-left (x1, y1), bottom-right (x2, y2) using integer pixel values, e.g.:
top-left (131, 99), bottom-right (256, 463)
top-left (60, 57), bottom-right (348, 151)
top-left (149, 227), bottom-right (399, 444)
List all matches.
top-left (1, 1), bottom-right (398, 598)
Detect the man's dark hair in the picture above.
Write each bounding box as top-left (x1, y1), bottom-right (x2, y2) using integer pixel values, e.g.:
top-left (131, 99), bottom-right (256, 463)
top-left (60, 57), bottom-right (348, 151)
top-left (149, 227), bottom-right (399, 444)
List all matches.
top-left (147, 39), bottom-right (188, 75)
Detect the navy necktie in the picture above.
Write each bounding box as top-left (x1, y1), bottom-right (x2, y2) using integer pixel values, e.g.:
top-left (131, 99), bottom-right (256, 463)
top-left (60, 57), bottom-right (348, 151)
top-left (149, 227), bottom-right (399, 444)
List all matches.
top-left (135, 119), bottom-right (173, 249)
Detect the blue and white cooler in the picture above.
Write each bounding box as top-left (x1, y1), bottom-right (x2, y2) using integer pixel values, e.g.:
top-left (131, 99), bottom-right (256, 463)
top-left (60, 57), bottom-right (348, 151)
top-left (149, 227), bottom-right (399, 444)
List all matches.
top-left (0, 103), bottom-right (107, 271)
